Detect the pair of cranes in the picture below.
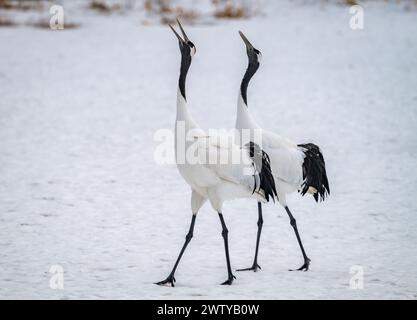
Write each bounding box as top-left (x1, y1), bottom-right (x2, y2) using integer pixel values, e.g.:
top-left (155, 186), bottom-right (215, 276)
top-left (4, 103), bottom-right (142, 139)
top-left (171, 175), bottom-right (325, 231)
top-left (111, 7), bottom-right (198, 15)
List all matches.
top-left (156, 19), bottom-right (330, 287)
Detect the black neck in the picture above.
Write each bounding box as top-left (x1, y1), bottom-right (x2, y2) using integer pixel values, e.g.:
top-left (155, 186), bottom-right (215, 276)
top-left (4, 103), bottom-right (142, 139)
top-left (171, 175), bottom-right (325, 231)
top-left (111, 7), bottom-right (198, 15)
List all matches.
top-left (240, 58), bottom-right (259, 106)
top-left (179, 53), bottom-right (191, 100)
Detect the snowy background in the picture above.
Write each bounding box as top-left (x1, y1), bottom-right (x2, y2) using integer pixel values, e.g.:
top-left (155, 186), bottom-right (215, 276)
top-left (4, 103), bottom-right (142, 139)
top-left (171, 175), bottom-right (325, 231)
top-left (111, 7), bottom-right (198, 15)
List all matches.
top-left (1, 0), bottom-right (417, 299)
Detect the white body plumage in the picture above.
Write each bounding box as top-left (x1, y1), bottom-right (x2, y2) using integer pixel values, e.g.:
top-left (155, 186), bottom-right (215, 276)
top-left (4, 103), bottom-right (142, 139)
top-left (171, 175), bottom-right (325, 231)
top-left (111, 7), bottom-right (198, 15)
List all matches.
top-left (176, 90), bottom-right (270, 213)
top-left (235, 94), bottom-right (305, 206)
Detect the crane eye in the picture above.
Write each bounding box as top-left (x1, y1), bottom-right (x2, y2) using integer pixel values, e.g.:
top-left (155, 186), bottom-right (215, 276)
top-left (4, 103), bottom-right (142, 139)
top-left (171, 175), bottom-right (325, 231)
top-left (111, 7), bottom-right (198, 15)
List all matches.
top-left (253, 49), bottom-right (262, 62)
top-left (188, 42), bottom-right (196, 57)
top-left (257, 52), bottom-right (262, 62)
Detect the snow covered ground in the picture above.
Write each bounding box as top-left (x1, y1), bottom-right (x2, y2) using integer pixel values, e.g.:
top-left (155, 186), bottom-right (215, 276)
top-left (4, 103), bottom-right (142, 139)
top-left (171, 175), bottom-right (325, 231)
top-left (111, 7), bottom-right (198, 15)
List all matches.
top-left (1, 1), bottom-right (417, 299)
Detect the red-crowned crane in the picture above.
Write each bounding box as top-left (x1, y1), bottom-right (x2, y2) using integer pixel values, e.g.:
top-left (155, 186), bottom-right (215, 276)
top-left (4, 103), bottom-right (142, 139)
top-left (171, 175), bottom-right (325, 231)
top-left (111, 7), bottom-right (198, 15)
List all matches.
top-left (235, 31), bottom-right (330, 272)
top-left (155, 20), bottom-right (277, 287)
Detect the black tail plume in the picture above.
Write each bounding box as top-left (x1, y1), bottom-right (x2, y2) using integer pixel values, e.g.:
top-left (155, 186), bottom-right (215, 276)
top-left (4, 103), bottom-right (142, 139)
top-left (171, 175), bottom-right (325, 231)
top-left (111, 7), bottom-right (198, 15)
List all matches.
top-left (245, 142), bottom-right (278, 202)
top-left (298, 143), bottom-right (330, 202)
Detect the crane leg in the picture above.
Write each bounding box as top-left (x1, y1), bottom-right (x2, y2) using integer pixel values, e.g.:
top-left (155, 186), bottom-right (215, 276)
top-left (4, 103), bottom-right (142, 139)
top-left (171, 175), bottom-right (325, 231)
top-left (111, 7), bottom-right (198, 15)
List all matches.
top-left (155, 214), bottom-right (197, 287)
top-left (218, 213), bottom-right (236, 285)
top-left (285, 206), bottom-right (311, 271)
top-left (237, 202), bottom-right (263, 272)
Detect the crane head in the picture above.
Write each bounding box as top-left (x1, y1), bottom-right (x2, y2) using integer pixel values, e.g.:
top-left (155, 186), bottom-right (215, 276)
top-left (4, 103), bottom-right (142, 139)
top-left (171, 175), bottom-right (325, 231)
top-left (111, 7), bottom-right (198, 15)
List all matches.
top-left (169, 19), bottom-right (196, 59)
top-left (239, 31), bottom-right (262, 65)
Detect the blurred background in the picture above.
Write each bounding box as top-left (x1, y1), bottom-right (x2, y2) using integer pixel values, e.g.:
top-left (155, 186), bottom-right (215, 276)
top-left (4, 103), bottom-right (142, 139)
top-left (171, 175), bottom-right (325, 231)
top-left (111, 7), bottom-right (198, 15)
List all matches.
top-left (1, 0), bottom-right (417, 28)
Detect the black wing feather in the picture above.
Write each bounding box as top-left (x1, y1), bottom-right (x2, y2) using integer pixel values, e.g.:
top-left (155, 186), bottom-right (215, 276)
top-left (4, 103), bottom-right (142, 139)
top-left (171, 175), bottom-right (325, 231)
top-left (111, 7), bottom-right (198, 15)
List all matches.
top-left (245, 142), bottom-right (278, 202)
top-left (298, 143), bottom-right (330, 202)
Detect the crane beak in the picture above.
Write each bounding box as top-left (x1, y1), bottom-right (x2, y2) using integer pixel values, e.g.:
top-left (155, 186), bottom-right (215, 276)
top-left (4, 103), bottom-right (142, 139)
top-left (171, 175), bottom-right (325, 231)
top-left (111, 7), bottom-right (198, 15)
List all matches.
top-left (176, 18), bottom-right (190, 42)
top-left (169, 18), bottom-right (189, 44)
top-left (169, 23), bottom-right (184, 44)
top-left (239, 31), bottom-right (254, 51)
